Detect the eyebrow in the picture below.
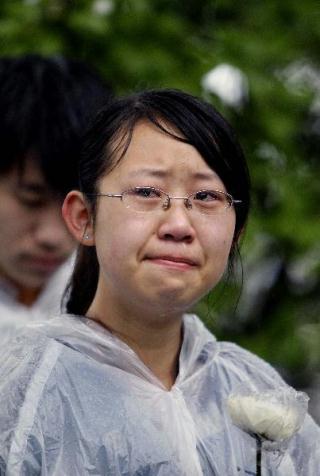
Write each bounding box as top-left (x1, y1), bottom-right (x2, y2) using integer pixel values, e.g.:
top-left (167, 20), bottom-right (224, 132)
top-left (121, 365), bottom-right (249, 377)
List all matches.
top-left (127, 169), bottom-right (218, 181)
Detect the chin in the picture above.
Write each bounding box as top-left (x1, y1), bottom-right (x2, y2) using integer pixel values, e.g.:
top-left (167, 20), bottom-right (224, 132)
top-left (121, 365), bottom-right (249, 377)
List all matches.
top-left (150, 287), bottom-right (200, 312)
top-left (16, 275), bottom-right (48, 292)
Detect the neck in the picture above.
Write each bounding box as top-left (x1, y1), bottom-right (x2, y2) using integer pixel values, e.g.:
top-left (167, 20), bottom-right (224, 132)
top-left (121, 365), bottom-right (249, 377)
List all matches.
top-left (18, 287), bottom-right (40, 306)
top-left (87, 298), bottom-right (184, 390)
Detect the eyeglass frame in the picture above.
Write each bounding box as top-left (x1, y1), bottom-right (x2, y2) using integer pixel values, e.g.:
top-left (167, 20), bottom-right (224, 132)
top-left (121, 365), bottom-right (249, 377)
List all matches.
top-left (87, 186), bottom-right (242, 215)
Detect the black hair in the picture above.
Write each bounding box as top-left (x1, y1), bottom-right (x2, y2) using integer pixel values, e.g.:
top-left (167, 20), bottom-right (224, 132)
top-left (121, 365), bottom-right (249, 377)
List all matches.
top-left (66, 89), bottom-right (251, 315)
top-left (0, 53), bottom-right (113, 195)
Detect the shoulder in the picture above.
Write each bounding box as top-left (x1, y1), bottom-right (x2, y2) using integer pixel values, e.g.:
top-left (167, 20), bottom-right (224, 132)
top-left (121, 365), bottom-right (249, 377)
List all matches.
top-left (211, 339), bottom-right (320, 468)
top-left (0, 320), bottom-right (87, 395)
top-left (0, 331), bottom-right (58, 465)
top-left (186, 314), bottom-right (284, 386)
top-left (216, 340), bottom-right (284, 383)
top-left (0, 314), bottom-right (98, 407)
top-left (0, 330), bottom-right (64, 420)
top-left (0, 326), bottom-right (88, 472)
top-left (182, 315), bottom-right (285, 390)
top-left (185, 315), bottom-right (285, 390)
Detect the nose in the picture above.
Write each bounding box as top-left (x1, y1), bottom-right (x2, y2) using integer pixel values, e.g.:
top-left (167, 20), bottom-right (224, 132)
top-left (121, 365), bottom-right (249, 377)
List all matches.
top-left (157, 201), bottom-right (196, 243)
top-left (33, 205), bottom-right (73, 252)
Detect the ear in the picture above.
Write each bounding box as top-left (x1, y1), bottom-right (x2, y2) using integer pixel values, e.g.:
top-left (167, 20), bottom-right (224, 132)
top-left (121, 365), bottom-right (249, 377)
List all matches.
top-left (62, 191), bottom-right (95, 246)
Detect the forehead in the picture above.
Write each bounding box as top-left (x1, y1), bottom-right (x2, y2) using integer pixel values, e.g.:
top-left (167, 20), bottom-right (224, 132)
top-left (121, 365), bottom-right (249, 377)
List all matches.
top-left (108, 121), bottom-right (219, 182)
top-left (0, 159), bottom-right (59, 203)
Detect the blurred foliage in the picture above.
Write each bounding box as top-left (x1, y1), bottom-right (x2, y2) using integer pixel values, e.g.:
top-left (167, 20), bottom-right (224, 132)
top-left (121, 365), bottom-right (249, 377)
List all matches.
top-left (1, 0), bottom-right (319, 409)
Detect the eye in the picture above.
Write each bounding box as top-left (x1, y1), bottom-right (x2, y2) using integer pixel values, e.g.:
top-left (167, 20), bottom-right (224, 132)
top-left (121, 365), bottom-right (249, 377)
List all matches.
top-left (132, 187), bottom-right (162, 199)
top-left (194, 190), bottom-right (223, 202)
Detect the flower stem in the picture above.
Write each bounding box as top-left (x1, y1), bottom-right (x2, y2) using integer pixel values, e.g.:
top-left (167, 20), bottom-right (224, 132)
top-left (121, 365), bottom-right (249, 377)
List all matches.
top-left (256, 436), bottom-right (262, 476)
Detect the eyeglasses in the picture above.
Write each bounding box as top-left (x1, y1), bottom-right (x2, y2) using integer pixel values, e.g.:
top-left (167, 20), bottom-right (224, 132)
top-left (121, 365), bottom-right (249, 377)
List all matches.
top-left (91, 186), bottom-right (242, 216)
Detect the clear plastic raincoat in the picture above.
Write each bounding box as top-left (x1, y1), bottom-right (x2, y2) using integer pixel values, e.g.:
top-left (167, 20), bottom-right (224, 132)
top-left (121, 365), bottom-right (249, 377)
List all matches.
top-left (0, 314), bottom-right (319, 475)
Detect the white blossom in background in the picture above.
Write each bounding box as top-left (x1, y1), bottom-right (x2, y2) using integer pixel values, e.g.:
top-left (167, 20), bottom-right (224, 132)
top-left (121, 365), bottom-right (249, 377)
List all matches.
top-left (256, 142), bottom-right (287, 169)
top-left (277, 60), bottom-right (320, 114)
top-left (310, 96), bottom-right (320, 114)
top-left (278, 60), bottom-right (320, 95)
top-left (227, 387), bottom-right (308, 442)
top-left (287, 246), bottom-right (320, 293)
top-left (201, 63), bottom-right (249, 109)
top-left (92, 0), bottom-right (114, 16)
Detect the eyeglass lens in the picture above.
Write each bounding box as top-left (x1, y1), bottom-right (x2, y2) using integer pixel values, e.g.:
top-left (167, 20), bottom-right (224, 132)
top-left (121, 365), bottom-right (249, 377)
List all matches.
top-left (121, 187), bottom-right (232, 215)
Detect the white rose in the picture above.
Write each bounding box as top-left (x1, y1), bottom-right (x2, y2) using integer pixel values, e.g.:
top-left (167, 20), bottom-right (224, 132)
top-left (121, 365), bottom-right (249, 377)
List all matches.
top-left (227, 388), bottom-right (308, 442)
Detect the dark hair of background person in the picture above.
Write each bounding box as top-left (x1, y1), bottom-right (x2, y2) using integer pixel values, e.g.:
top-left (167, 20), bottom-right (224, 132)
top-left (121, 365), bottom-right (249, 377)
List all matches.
top-left (0, 53), bottom-right (113, 195)
top-left (66, 89), bottom-right (251, 316)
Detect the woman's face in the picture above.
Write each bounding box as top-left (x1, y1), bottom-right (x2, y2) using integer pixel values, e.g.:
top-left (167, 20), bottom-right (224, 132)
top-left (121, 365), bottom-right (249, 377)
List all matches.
top-left (91, 121), bottom-right (236, 316)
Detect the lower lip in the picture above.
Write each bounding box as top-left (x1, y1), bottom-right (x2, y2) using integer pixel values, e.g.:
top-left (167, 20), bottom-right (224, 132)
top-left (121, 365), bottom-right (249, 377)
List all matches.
top-left (25, 258), bottom-right (63, 273)
top-left (147, 258), bottom-right (196, 270)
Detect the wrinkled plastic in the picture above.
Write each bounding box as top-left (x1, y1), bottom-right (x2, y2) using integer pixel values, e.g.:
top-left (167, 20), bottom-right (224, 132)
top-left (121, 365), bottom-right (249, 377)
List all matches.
top-left (0, 314), bottom-right (319, 475)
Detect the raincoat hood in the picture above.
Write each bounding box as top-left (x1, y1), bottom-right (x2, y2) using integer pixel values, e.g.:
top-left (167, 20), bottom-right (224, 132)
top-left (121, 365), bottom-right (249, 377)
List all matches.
top-left (32, 313), bottom-right (218, 389)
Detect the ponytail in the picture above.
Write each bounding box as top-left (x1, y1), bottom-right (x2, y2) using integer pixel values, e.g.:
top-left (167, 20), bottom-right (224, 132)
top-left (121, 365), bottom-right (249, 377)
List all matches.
top-left (65, 245), bottom-right (99, 315)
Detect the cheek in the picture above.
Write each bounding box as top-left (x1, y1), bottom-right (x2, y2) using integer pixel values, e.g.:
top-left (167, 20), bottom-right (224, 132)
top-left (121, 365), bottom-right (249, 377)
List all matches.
top-left (94, 211), bottom-right (152, 264)
top-left (0, 207), bottom-right (31, 242)
top-left (200, 219), bottom-right (236, 271)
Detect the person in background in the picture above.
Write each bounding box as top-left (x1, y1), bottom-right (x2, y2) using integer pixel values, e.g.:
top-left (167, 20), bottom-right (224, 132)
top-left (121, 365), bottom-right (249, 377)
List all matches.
top-left (0, 89), bottom-right (318, 474)
top-left (0, 54), bottom-right (112, 344)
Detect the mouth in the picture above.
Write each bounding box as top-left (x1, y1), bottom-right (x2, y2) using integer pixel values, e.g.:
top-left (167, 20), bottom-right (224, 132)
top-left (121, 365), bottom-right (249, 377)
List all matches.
top-left (145, 255), bottom-right (198, 269)
top-left (23, 255), bottom-right (66, 273)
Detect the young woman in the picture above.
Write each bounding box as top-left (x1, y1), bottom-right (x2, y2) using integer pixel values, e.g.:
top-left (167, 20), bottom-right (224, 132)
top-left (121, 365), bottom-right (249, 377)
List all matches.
top-left (0, 90), bottom-right (318, 475)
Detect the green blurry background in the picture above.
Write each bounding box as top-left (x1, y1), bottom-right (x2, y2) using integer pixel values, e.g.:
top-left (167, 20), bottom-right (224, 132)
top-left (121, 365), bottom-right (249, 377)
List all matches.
top-left (1, 0), bottom-right (319, 420)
